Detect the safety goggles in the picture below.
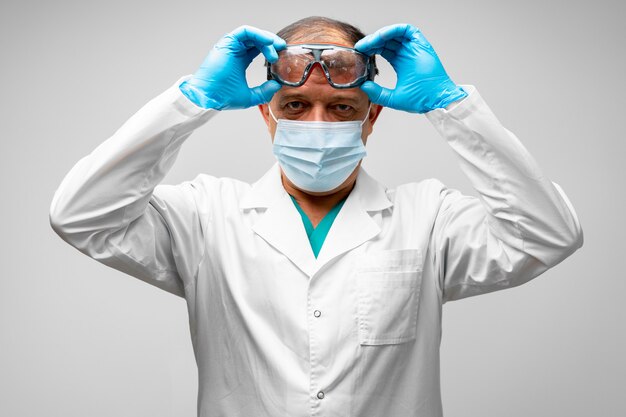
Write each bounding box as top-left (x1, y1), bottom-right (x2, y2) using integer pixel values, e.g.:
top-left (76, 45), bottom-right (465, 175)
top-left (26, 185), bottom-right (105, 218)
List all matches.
top-left (266, 43), bottom-right (377, 89)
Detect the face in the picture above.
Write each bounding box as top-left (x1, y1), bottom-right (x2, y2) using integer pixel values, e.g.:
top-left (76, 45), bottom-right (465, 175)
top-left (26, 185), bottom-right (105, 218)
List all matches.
top-left (258, 35), bottom-right (383, 196)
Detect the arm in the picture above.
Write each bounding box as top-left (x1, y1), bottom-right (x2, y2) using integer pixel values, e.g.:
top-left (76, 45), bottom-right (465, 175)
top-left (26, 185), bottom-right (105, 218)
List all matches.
top-left (49, 79), bottom-right (216, 297)
top-left (356, 24), bottom-right (583, 302)
top-left (426, 85), bottom-right (583, 302)
top-left (49, 26), bottom-right (286, 297)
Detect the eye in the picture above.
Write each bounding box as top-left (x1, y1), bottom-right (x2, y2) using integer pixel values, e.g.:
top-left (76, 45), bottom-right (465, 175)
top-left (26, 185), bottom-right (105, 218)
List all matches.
top-left (335, 104), bottom-right (354, 113)
top-left (331, 104), bottom-right (357, 120)
top-left (284, 101), bottom-right (306, 111)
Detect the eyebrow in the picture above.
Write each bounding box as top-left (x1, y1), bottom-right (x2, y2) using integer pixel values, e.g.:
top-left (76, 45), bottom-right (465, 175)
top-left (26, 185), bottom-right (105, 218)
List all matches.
top-left (278, 92), bottom-right (361, 105)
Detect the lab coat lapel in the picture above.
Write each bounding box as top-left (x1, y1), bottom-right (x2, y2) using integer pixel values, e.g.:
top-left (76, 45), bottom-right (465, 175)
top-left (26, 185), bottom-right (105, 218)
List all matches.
top-left (241, 164), bottom-right (392, 277)
top-left (241, 164), bottom-right (317, 277)
top-left (252, 194), bottom-right (318, 277)
top-left (314, 167), bottom-right (393, 271)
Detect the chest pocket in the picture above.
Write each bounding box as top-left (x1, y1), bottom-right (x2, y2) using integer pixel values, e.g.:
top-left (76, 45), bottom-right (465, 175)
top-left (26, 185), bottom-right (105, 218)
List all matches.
top-left (356, 249), bottom-right (423, 346)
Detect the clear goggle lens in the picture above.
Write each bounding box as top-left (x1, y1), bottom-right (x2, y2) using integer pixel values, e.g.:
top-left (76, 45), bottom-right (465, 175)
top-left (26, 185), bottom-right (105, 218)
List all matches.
top-left (267, 44), bottom-right (376, 89)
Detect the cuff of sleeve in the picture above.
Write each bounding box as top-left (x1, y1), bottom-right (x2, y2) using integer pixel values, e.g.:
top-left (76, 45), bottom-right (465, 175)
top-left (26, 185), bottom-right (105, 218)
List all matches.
top-left (164, 74), bottom-right (216, 118)
top-left (424, 84), bottom-right (481, 123)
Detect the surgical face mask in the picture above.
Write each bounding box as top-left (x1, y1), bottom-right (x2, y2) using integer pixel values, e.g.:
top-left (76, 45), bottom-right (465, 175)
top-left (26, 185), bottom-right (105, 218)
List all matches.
top-left (269, 105), bottom-right (371, 193)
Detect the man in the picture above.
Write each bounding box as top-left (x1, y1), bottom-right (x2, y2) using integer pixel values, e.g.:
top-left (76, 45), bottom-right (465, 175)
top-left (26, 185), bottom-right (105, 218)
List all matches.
top-left (50, 16), bottom-right (583, 417)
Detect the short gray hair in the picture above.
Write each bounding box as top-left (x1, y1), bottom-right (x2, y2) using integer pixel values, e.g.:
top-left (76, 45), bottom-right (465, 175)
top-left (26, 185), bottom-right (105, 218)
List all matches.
top-left (276, 16), bottom-right (367, 46)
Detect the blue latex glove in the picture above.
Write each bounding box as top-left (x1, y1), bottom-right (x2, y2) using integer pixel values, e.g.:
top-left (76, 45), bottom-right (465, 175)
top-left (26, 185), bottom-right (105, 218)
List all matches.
top-left (179, 25), bottom-right (286, 110)
top-left (354, 24), bottom-right (467, 113)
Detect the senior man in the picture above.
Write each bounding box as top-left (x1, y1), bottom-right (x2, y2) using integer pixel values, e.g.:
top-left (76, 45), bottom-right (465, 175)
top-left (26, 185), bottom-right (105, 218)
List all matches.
top-left (50, 16), bottom-right (583, 417)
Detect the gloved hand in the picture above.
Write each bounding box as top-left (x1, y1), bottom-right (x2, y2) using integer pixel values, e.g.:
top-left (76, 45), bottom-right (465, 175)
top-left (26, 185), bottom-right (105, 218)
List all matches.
top-left (179, 25), bottom-right (286, 110)
top-left (354, 23), bottom-right (467, 113)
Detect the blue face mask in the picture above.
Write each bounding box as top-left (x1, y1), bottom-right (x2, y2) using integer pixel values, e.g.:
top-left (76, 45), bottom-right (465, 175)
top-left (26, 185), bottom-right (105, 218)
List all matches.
top-left (270, 105), bottom-right (370, 193)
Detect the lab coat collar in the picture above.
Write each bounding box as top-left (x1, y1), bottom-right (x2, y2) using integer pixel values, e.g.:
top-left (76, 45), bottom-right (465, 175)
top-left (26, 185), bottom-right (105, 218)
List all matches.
top-left (241, 163), bottom-right (393, 277)
top-left (239, 163), bottom-right (392, 212)
top-left (239, 163), bottom-right (284, 210)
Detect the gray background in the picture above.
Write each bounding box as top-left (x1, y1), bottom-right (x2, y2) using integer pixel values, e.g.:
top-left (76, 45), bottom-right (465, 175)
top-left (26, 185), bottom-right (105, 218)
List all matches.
top-left (1, 0), bottom-right (624, 415)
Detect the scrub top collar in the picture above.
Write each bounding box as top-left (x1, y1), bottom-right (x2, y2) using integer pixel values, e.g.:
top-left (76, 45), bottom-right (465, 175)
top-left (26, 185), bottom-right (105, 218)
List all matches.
top-left (239, 163), bottom-right (394, 277)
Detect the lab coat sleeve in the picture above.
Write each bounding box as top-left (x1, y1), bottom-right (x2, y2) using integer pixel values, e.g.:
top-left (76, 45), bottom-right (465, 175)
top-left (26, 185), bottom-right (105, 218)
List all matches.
top-left (49, 76), bottom-right (216, 297)
top-left (425, 85), bottom-right (583, 303)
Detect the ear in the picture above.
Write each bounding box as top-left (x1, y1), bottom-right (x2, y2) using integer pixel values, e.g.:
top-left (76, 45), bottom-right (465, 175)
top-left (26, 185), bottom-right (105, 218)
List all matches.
top-left (361, 104), bottom-right (383, 144)
top-left (258, 104), bottom-right (270, 129)
top-left (368, 104), bottom-right (383, 127)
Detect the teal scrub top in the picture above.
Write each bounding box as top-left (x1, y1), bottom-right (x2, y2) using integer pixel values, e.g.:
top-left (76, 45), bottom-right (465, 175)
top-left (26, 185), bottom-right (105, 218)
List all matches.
top-left (289, 195), bottom-right (347, 258)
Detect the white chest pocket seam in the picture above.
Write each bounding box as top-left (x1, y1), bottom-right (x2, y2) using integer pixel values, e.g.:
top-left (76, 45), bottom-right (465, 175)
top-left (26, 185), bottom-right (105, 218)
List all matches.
top-left (356, 249), bottom-right (424, 346)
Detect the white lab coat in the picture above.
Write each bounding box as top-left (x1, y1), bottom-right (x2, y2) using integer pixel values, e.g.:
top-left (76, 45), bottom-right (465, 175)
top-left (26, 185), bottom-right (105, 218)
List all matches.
top-left (50, 76), bottom-right (583, 417)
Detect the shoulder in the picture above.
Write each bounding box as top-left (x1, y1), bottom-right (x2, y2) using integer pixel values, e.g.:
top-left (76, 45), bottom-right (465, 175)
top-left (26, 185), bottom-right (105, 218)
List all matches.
top-left (152, 173), bottom-right (252, 212)
top-left (188, 173), bottom-right (251, 195)
top-left (386, 178), bottom-right (475, 219)
top-left (387, 178), bottom-right (448, 204)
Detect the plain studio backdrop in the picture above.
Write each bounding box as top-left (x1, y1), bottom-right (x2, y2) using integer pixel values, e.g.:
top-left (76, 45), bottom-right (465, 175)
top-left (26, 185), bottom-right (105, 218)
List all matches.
top-left (1, 0), bottom-right (624, 416)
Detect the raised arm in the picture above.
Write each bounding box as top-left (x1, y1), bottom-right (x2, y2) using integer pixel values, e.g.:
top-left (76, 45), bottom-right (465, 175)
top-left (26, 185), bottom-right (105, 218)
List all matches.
top-left (49, 26), bottom-right (286, 297)
top-left (357, 23), bottom-right (583, 302)
top-left (426, 86), bottom-right (583, 302)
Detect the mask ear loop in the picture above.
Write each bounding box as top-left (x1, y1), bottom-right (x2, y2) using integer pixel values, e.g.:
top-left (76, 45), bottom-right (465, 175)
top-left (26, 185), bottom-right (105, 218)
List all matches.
top-left (360, 103), bottom-right (373, 126)
top-left (268, 104), bottom-right (279, 123)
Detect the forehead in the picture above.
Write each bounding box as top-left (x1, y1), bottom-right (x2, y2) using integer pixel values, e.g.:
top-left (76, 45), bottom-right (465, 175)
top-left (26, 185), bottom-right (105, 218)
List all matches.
top-left (286, 27), bottom-right (355, 46)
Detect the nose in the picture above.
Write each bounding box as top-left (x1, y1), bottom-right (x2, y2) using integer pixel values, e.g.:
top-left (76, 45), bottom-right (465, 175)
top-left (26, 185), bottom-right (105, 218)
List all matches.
top-left (304, 103), bottom-right (331, 122)
top-left (300, 66), bottom-right (335, 122)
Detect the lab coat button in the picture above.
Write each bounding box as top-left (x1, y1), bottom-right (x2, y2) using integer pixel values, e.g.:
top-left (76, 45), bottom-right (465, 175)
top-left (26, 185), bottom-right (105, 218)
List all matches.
top-left (314, 310), bottom-right (321, 317)
top-left (317, 391), bottom-right (325, 399)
